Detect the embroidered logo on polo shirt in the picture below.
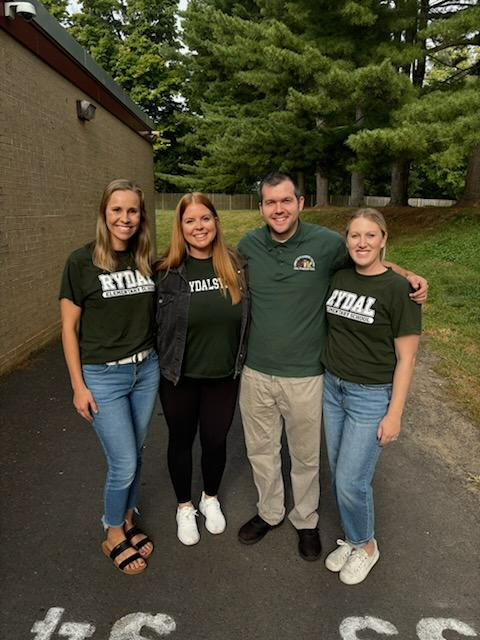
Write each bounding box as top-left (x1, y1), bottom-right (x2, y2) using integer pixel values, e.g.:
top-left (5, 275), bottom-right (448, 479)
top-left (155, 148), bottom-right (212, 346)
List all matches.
top-left (293, 255), bottom-right (316, 271)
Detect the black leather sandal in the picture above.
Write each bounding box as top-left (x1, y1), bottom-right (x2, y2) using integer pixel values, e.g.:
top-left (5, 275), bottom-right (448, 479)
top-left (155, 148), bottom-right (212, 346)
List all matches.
top-left (124, 525), bottom-right (154, 558)
top-left (101, 539), bottom-right (146, 575)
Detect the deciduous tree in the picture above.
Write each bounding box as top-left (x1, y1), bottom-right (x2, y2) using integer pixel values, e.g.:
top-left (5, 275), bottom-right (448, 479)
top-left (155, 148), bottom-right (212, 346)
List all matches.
top-left (42, 0), bottom-right (183, 188)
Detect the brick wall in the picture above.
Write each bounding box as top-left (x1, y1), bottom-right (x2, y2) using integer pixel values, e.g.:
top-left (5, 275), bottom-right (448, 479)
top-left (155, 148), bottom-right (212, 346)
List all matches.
top-left (0, 31), bottom-right (155, 375)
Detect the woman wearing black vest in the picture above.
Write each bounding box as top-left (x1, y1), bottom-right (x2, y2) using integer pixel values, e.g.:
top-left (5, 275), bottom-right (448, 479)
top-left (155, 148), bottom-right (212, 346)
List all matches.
top-left (155, 193), bottom-right (249, 546)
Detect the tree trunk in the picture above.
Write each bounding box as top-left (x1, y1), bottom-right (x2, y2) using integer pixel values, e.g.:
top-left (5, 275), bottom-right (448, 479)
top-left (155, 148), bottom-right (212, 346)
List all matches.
top-left (458, 144), bottom-right (480, 207)
top-left (350, 171), bottom-right (364, 207)
top-left (413, 0), bottom-right (428, 88)
top-left (296, 171), bottom-right (305, 197)
top-left (402, 0), bottom-right (417, 79)
top-left (388, 159), bottom-right (410, 206)
top-left (315, 168), bottom-right (329, 206)
top-left (350, 104), bottom-right (365, 207)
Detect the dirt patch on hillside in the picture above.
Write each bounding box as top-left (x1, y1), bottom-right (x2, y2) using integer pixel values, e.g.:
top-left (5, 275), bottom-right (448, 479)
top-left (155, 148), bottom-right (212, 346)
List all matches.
top-left (402, 345), bottom-right (480, 496)
top-left (306, 204), bottom-right (480, 236)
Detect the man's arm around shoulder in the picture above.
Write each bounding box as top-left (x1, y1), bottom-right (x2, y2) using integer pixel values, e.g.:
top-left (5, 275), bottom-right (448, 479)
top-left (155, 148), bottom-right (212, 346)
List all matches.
top-left (384, 260), bottom-right (428, 304)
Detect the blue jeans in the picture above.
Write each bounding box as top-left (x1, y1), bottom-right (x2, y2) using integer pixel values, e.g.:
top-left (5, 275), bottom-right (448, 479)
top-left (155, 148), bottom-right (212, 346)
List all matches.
top-left (82, 351), bottom-right (160, 528)
top-left (322, 370), bottom-right (392, 547)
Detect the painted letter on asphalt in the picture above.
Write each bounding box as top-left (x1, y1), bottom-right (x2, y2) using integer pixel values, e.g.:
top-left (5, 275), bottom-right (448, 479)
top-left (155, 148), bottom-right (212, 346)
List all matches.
top-left (109, 613), bottom-right (176, 639)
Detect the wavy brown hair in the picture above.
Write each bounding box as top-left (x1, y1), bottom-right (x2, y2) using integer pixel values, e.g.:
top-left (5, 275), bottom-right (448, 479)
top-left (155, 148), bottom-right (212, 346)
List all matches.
top-left (92, 179), bottom-right (153, 277)
top-left (346, 207), bottom-right (388, 262)
top-left (157, 192), bottom-right (245, 304)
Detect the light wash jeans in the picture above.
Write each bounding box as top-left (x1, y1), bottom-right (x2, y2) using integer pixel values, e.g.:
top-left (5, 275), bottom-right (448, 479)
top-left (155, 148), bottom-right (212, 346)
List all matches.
top-left (82, 350), bottom-right (160, 528)
top-left (322, 370), bottom-right (392, 547)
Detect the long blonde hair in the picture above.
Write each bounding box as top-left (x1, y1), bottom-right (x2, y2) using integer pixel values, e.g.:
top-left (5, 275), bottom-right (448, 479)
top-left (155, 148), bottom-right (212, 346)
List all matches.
top-left (92, 179), bottom-right (153, 277)
top-left (158, 192), bottom-right (245, 304)
top-left (346, 207), bottom-right (388, 262)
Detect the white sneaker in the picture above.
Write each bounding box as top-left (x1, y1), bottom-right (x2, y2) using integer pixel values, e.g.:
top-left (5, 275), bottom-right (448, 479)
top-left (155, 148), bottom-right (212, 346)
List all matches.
top-left (339, 539), bottom-right (380, 585)
top-left (325, 539), bottom-right (354, 572)
top-left (176, 505), bottom-right (200, 546)
top-left (199, 492), bottom-right (226, 534)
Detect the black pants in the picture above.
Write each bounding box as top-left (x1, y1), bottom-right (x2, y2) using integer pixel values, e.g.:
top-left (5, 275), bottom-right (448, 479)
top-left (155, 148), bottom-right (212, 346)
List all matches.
top-left (159, 375), bottom-right (240, 503)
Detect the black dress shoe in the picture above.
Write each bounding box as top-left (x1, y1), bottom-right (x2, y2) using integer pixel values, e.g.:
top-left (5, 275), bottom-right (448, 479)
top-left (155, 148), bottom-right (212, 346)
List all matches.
top-left (238, 514), bottom-right (283, 545)
top-left (297, 527), bottom-right (322, 561)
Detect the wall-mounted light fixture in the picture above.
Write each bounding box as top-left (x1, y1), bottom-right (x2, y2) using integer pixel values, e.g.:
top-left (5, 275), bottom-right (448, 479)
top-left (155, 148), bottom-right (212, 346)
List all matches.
top-left (4, 2), bottom-right (37, 20)
top-left (139, 131), bottom-right (160, 143)
top-left (76, 100), bottom-right (96, 121)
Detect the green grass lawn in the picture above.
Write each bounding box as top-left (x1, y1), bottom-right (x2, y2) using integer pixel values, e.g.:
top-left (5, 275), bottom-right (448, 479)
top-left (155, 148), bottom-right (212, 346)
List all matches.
top-left (156, 206), bottom-right (480, 427)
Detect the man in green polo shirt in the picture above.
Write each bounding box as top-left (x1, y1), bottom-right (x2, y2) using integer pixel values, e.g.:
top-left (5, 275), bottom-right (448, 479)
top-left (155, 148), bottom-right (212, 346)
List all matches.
top-left (237, 172), bottom-right (427, 561)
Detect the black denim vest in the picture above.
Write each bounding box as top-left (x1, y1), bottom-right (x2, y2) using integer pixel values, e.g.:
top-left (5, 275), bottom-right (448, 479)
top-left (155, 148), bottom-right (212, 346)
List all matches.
top-left (155, 261), bottom-right (250, 385)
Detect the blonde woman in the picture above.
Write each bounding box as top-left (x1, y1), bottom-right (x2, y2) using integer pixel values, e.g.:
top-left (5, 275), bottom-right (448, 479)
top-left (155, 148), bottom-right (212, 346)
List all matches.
top-left (322, 208), bottom-right (421, 584)
top-left (60, 179), bottom-right (159, 575)
top-left (155, 193), bottom-right (249, 545)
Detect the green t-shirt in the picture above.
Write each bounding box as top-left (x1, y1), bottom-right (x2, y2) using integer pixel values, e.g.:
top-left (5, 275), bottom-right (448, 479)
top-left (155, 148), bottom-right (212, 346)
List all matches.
top-left (322, 267), bottom-right (422, 384)
top-left (238, 221), bottom-right (348, 377)
top-left (59, 243), bottom-right (155, 364)
top-left (182, 256), bottom-right (242, 378)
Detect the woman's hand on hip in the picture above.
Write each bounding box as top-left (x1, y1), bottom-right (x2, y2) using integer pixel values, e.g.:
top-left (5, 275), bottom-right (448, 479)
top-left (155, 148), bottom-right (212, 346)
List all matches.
top-left (73, 385), bottom-right (98, 423)
top-left (377, 413), bottom-right (401, 447)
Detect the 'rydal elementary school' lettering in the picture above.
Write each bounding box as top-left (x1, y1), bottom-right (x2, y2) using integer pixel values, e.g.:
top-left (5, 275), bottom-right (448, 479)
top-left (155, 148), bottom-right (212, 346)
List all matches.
top-left (98, 269), bottom-right (155, 298)
top-left (326, 289), bottom-right (377, 325)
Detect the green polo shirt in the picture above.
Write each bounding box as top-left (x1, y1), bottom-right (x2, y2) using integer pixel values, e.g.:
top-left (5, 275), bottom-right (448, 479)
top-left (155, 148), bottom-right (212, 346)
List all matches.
top-left (238, 221), bottom-right (347, 377)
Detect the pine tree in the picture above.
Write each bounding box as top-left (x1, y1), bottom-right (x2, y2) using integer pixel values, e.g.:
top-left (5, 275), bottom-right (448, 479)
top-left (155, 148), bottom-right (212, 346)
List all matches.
top-left (347, 1), bottom-right (480, 205)
top-left (175, 2), bottom-right (374, 200)
top-left (176, 0), bottom-right (430, 204)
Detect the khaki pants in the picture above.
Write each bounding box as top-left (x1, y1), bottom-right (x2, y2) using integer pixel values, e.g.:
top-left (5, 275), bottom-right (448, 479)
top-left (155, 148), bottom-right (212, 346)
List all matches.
top-left (239, 366), bottom-right (324, 530)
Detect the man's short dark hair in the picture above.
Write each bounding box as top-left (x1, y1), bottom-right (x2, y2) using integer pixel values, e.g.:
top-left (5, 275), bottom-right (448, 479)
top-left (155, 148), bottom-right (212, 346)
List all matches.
top-left (258, 172), bottom-right (302, 202)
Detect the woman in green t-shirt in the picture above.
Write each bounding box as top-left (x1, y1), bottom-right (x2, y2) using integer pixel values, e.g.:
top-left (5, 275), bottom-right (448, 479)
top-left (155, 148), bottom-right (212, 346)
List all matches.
top-left (60, 179), bottom-right (159, 575)
top-left (322, 208), bottom-right (421, 585)
top-left (155, 193), bottom-right (249, 546)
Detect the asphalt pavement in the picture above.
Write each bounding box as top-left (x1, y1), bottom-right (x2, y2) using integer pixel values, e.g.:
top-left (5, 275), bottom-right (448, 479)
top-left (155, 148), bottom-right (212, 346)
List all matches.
top-left (1, 341), bottom-right (479, 640)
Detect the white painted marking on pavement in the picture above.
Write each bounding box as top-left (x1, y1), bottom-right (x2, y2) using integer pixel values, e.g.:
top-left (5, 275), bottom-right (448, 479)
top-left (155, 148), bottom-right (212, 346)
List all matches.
top-left (29, 608), bottom-right (477, 639)
top-left (109, 613), bottom-right (176, 639)
top-left (340, 616), bottom-right (399, 639)
top-left (31, 608), bottom-right (65, 639)
top-left (417, 618), bottom-right (477, 639)
top-left (59, 621), bottom-right (96, 639)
